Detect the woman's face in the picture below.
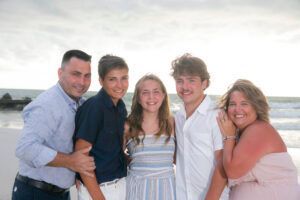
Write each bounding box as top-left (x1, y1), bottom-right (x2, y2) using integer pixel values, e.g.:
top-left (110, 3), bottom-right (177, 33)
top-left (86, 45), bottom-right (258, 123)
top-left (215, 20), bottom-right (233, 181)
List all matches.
top-left (227, 91), bottom-right (257, 130)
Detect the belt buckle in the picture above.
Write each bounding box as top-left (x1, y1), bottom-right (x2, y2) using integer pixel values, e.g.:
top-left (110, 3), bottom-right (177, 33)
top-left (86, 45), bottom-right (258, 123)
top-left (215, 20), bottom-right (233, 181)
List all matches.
top-left (100, 178), bottom-right (119, 187)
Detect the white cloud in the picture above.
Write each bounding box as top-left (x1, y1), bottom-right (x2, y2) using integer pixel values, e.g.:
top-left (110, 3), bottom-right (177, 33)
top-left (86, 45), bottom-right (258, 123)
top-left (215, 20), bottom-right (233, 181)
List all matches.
top-left (0, 0), bottom-right (299, 96)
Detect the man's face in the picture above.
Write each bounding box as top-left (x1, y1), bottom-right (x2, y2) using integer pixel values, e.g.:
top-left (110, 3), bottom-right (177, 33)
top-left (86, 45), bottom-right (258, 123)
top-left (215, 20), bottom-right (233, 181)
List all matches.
top-left (58, 57), bottom-right (91, 101)
top-left (100, 68), bottom-right (129, 105)
top-left (175, 75), bottom-right (207, 107)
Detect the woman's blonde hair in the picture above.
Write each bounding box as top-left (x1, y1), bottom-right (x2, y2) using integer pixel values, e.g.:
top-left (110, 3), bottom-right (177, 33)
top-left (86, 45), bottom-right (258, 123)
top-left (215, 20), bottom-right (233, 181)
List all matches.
top-left (126, 74), bottom-right (172, 144)
top-left (218, 79), bottom-right (270, 122)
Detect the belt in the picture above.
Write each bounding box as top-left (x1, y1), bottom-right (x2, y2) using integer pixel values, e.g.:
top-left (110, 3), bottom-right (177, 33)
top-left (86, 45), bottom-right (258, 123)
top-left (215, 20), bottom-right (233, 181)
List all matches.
top-left (100, 178), bottom-right (120, 187)
top-left (16, 173), bottom-right (69, 194)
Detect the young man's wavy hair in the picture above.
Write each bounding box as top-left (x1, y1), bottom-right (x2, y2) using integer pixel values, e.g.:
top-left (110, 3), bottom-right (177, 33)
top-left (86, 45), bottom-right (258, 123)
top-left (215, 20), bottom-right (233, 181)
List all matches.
top-left (126, 74), bottom-right (172, 144)
top-left (170, 53), bottom-right (210, 89)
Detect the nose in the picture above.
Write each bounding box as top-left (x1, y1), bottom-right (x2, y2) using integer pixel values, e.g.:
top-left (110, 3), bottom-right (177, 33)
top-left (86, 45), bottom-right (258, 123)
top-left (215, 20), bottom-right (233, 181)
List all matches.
top-left (235, 104), bottom-right (242, 112)
top-left (116, 79), bottom-right (122, 88)
top-left (78, 76), bottom-right (85, 85)
top-left (149, 91), bottom-right (155, 99)
top-left (182, 80), bottom-right (189, 90)
top-left (79, 76), bottom-right (90, 86)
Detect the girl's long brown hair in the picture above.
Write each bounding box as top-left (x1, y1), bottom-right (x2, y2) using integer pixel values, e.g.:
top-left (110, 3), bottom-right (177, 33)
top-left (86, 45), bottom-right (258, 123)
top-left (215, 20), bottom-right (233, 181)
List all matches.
top-left (126, 74), bottom-right (172, 144)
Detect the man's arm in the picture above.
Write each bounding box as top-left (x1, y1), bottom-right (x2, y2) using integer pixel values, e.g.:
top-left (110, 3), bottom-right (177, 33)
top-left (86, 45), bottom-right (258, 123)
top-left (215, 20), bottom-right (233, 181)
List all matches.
top-left (205, 149), bottom-right (227, 200)
top-left (15, 106), bottom-right (95, 176)
top-left (48, 147), bottom-right (95, 177)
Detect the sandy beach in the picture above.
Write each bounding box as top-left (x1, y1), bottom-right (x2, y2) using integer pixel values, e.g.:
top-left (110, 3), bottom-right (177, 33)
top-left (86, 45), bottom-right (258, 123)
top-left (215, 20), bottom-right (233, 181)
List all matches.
top-left (0, 128), bottom-right (77, 200)
top-left (1, 127), bottom-right (300, 200)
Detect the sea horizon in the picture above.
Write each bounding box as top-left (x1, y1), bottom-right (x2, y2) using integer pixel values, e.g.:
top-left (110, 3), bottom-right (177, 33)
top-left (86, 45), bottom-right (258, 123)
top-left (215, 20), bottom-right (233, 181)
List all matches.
top-left (1, 88), bottom-right (300, 99)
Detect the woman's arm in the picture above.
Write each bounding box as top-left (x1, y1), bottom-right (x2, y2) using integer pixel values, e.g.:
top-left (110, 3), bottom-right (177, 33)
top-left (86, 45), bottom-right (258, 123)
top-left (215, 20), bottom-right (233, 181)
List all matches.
top-left (217, 113), bottom-right (277, 178)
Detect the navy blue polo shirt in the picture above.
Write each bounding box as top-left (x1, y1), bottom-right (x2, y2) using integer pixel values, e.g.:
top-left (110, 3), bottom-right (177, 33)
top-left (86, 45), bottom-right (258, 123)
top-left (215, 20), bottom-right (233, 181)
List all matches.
top-left (74, 88), bottom-right (127, 183)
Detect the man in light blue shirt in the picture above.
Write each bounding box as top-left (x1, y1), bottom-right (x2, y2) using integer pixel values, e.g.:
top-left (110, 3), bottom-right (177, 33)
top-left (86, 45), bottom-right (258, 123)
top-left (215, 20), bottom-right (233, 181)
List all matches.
top-left (12, 49), bottom-right (96, 200)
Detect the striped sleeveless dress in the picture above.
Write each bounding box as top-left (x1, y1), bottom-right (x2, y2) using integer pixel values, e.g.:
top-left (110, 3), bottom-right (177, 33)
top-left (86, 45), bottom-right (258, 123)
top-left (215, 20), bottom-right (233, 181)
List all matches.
top-left (126, 134), bottom-right (176, 200)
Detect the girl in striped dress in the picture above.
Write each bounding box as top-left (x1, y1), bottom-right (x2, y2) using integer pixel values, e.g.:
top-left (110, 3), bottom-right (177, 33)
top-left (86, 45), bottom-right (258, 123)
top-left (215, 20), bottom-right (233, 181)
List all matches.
top-left (124, 74), bottom-right (176, 200)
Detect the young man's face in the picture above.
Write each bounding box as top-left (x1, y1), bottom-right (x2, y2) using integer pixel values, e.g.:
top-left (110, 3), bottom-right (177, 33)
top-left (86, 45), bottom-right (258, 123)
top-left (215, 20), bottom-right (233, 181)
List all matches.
top-left (58, 57), bottom-right (91, 101)
top-left (175, 75), bottom-right (207, 107)
top-left (100, 68), bottom-right (129, 105)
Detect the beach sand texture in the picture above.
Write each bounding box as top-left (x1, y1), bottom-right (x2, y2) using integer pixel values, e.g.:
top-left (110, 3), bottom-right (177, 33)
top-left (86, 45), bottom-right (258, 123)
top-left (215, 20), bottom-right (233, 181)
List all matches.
top-left (0, 128), bottom-right (77, 200)
top-left (1, 128), bottom-right (300, 200)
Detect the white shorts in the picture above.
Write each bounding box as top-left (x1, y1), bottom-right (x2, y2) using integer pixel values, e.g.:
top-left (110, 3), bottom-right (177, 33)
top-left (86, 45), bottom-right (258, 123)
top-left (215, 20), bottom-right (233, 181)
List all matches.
top-left (78, 178), bottom-right (126, 200)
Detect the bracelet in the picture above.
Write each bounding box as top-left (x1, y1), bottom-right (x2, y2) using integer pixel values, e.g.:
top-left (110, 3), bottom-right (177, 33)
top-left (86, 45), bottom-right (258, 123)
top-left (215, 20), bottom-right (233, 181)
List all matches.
top-left (223, 135), bottom-right (237, 141)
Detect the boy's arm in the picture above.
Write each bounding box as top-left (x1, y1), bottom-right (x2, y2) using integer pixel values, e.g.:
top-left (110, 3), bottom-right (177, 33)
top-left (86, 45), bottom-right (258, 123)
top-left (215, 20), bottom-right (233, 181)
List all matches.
top-left (75, 139), bottom-right (106, 200)
top-left (205, 149), bottom-right (227, 200)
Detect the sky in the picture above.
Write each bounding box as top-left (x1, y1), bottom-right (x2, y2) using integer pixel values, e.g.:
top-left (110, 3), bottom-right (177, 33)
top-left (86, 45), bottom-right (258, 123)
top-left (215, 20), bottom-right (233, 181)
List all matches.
top-left (0, 0), bottom-right (300, 97)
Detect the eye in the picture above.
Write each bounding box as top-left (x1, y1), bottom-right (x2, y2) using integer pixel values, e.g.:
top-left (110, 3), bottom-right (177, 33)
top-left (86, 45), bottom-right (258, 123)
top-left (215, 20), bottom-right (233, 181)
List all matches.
top-left (176, 79), bottom-right (183, 84)
top-left (71, 71), bottom-right (81, 77)
top-left (228, 102), bottom-right (236, 107)
top-left (141, 91), bottom-right (149, 95)
top-left (241, 102), bottom-right (250, 107)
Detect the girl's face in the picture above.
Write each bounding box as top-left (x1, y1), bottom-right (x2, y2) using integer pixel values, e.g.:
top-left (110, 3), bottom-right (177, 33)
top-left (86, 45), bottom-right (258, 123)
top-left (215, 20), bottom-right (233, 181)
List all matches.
top-left (138, 79), bottom-right (165, 114)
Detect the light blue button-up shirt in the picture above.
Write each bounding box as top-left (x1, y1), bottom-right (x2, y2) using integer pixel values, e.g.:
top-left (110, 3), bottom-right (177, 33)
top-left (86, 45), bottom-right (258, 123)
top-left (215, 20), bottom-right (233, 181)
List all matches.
top-left (15, 83), bottom-right (85, 189)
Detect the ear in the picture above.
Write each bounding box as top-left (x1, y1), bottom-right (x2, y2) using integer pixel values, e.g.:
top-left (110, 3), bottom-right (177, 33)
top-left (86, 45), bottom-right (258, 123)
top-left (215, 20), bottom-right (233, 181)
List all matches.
top-left (202, 80), bottom-right (208, 90)
top-left (58, 68), bottom-right (62, 79)
top-left (99, 77), bottom-right (103, 86)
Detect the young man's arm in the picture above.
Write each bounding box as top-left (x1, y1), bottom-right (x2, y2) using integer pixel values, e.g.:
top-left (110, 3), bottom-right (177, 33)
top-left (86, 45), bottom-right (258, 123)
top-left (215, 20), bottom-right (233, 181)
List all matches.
top-left (205, 149), bottom-right (227, 200)
top-left (75, 139), bottom-right (106, 200)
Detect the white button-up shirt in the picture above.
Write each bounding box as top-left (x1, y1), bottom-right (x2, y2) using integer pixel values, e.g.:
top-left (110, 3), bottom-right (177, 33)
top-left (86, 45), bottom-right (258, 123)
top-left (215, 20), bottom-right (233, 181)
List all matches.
top-left (175, 96), bottom-right (228, 200)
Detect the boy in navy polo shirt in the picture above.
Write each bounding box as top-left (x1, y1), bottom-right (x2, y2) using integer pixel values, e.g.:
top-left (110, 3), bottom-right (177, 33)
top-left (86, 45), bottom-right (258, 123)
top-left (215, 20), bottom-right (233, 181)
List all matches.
top-left (74, 55), bottom-right (129, 200)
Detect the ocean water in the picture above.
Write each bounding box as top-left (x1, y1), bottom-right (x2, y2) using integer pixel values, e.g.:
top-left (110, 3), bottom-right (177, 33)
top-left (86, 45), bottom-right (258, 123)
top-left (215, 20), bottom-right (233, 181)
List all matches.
top-left (1, 88), bottom-right (300, 148)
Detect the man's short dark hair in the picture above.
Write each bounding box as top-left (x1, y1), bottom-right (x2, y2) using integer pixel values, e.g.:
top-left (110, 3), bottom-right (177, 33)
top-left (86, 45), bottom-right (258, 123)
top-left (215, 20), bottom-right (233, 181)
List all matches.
top-left (98, 54), bottom-right (128, 79)
top-left (61, 49), bottom-right (91, 68)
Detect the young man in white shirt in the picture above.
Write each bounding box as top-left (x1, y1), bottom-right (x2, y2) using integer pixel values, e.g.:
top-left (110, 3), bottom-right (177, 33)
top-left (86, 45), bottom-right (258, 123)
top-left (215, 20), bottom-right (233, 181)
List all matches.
top-left (171, 54), bottom-right (228, 200)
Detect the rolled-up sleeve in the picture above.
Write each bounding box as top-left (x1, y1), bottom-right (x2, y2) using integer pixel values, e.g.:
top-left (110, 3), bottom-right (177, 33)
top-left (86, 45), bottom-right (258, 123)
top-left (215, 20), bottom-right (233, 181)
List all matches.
top-left (15, 105), bottom-right (58, 168)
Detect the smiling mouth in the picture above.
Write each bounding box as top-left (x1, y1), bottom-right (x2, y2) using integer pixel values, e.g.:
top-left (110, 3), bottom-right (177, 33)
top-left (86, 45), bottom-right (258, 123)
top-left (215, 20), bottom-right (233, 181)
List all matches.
top-left (147, 102), bottom-right (157, 105)
top-left (234, 114), bottom-right (246, 120)
top-left (114, 90), bottom-right (124, 94)
top-left (182, 91), bottom-right (191, 95)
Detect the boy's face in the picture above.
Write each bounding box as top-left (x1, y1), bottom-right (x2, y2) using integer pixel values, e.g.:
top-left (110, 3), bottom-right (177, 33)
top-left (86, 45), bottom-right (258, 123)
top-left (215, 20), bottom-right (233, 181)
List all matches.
top-left (175, 75), bottom-right (207, 107)
top-left (100, 68), bottom-right (129, 105)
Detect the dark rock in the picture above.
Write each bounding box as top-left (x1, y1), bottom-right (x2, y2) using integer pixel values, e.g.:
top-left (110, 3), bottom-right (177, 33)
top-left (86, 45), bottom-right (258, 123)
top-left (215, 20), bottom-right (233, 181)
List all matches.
top-left (0, 93), bottom-right (32, 110)
top-left (1, 93), bottom-right (12, 100)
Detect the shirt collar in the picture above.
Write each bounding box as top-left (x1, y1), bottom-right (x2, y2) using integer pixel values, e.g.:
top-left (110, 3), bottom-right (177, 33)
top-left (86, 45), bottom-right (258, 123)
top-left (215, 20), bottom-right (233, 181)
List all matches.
top-left (195, 95), bottom-right (211, 115)
top-left (99, 88), bottom-right (126, 111)
top-left (178, 95), bottom-right (212, 117)
top-left (56, 82), bottom-right (85, 111)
